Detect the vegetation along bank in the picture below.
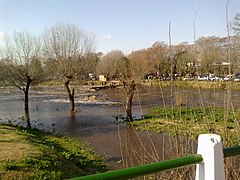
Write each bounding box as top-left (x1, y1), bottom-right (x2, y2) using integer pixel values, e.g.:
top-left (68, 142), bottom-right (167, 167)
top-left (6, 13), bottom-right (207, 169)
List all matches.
top-left (0, 124), bottom-right (106, 180)
top-left (133, 107), bottom-right (240, 146)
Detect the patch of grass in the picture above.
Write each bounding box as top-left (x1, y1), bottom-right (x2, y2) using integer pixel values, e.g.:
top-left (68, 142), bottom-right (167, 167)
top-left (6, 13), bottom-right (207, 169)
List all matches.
top-left (148, 107), bottom-right (238, 123)
top-left (0, 124), bottom-right (107, 180)
top-left (2, 160), bottom-right (17, 171)
top-left (132, 107), bottom-right (240, 145)
top-left (144, 80), bottom-right (240, 90)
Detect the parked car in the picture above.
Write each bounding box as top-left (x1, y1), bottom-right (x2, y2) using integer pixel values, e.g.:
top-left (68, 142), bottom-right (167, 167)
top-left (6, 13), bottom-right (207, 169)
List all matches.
top-left (164, 76), bottom-right (177, 81)
top-left (233, 73), bottom-right (240, 82)
top-left (234, 77), bottom-right (240, 82)
top-left (164, 76), bottom-right (171, 81)
top-left (223, 75), bottom-right (233, 81)
top-left (198, 75), bottom-right (209, 81)
top-left (210, 76), bottom-right (223, 82)
top-left (183, 77), bottom-right (195, 81)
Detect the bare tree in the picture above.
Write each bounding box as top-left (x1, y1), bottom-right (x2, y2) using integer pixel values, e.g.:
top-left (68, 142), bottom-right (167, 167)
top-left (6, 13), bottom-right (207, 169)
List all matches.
top-left (231, 13), bottom-right (240, 35)
top-left (96, 50), bottom-right (135, 121)
top-left (195, 36), bottom-right (226, 75)
top-left (0, 31), bottom-right (44, 128)
top-left (173, 42), bottom-right (195, 76)
top-left (147, 41), bottom-right (169, 78)
top-left (117, 56), bottom-right (135, 122)
top-left (231, 14), bottom-right (240, 73)
top-left (96, 50), bottom-right (138, 121)
top-left (43, 23), bottom-right (95, 112)
top-left (124, 50), bottom-right (155, 122)
top-left (96, 50), bottom-right (125, 79)
top-left (80, 52), bottom-right (100, 79)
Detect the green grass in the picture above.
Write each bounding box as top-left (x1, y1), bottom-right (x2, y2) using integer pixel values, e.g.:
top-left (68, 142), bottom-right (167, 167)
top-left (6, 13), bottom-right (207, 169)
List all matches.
top-left (35, 79), bottom-right (240, 90)
top-left (132, 107), bottom-right (240, 145)
top-left (144, 80), bottom-right (240, 90)
top-left (0, 124), bottom-right (106, 180)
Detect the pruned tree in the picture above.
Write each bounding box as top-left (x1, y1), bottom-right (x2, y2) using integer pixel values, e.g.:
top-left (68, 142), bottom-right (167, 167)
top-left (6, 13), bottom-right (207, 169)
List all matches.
top-left (43, 23), bottom-right (95, 112)
top-left (0, 31), bottom-right (44, 128)
top-left (96, 50), bottom-right (138, 121)
top-left (96, 50), bottom-right (133, 121)
top-left (124, 50), bottom-right (155, 121)
top-left (116, 56), bottom-right (135, 122)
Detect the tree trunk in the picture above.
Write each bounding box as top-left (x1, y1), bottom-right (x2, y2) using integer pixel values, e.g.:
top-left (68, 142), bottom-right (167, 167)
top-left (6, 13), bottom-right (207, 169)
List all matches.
top-left (126, 92), bottom-right (134, 122)
top-left (24, 77), bottom-right (32, 128)
top-left (123, 80), bottom-right (136, 122)
top-left (64, 80), bottom-right (76, 112)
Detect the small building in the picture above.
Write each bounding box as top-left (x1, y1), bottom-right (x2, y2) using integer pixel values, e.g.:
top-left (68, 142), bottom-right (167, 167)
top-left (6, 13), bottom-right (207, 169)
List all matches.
top-left (99, 75), bottom-right (107, 82)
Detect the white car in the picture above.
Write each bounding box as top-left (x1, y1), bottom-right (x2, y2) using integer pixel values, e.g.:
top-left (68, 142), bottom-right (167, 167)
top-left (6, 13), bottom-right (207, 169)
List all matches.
top-left (210, 76), bottom-right (223, 82)
top-left (223, 75), bottom-right (233, 81)
top-left (234, 78), bottom-right (240, 82)
top-left (198, 76), bottom-right (209, 81)
top-left (183, 77), bottom-right (195, 81)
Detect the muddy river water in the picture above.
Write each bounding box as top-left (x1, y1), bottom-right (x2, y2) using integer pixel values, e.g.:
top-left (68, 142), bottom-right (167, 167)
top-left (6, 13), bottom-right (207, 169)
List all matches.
top-left (0, 85), bottom-right (239, 170)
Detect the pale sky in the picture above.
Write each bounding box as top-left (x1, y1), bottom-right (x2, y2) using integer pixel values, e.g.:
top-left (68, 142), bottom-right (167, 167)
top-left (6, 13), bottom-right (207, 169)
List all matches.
top-left (0, 0), bottom-right (239, 54)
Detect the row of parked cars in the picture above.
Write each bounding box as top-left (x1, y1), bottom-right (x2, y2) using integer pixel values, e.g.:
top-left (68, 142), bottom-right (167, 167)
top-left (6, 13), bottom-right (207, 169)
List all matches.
top-left (183, 74), bottom-right (240, 82)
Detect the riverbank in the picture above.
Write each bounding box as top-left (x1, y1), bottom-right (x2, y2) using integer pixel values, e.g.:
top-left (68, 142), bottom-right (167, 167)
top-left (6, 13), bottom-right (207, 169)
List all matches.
top-left (133, 107), bottom-right (240, 145)
top-left (143, 80), bottom-right (240, 90)
top-left (131, 107), bottom-right (240, 179)
top-left (0, 124), bottom-right (106, 180)
top-left (34, 79), bottom-right (240, 90)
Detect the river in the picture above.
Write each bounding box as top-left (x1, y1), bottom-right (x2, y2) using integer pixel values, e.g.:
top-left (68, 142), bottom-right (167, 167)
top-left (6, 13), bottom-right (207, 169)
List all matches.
top-left (0, 85), bottom-right (239, 171)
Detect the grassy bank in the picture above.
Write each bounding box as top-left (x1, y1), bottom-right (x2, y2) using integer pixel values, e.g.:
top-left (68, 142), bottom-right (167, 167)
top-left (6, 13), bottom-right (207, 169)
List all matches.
top-left (36, 79), bottom-right (240, 90)
top-left (0, 124), bottom-right (106, 180)
top-left (133, 107), bottom-right (240, 145)
top-left (130, 107), bottom-right (240, 179)
top-left (2, 79), bottom-right (240, 91)
top-left (143, 80), bottom-right (240, 90)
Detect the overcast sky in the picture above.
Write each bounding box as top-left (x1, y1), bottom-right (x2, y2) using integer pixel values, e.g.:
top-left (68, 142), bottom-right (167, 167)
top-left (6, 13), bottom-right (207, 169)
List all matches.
top-left (0, 0), bottom-right (239, 54)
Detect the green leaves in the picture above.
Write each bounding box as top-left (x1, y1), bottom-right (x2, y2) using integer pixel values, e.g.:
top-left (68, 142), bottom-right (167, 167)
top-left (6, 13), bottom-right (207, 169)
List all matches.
top-left (2, 160), bottom-right (17, 171)
top-left (133, 107), bottom-right (240, 144)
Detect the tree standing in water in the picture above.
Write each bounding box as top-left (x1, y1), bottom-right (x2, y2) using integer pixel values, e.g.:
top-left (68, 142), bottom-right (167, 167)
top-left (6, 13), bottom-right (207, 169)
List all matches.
top-left (122, 80), bottom-right (136, 122)
top-left (125, 51), bottom-right (151, 122)
top-left (97, 50), bottom-right (151, 122)
top-left (96, 51), bottom-right (135, 121)
top-left (0, 31), bottom-right (44, 128)
top-left (43, 23), bottom-right (95, 112)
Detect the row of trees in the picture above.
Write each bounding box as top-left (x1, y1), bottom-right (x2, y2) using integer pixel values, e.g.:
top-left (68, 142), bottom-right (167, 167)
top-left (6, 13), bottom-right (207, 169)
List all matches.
top-left (92, 34), bottom-right (240, 121)
top-left (0, 13), bottom-right (239, 124)
top-left (98, 36), bottom-right (240, 82)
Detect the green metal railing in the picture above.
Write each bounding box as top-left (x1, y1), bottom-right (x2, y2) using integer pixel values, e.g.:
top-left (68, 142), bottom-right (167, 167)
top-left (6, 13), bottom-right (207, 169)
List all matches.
top-left (69, 146), bottom-right (240, 180)
top-left (223, 145), bottom-right (240, 158)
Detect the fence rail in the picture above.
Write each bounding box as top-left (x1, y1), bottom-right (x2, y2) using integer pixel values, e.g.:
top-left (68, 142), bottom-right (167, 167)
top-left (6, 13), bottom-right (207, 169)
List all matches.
top-left (69, 135), bottom-right (240, 180)
top-left (70, 154), bottom-right (202, 180)
top-left (223, 145), bottom-right (240, 158)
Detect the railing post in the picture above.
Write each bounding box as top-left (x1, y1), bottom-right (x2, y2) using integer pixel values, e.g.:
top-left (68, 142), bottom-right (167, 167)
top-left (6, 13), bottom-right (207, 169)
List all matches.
top-left (195, 134), bottom-right (225, 180)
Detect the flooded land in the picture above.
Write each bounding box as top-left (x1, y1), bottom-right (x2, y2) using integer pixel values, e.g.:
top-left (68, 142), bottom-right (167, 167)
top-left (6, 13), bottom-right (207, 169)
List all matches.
top-left (0, 85), bottom-right (240, 171)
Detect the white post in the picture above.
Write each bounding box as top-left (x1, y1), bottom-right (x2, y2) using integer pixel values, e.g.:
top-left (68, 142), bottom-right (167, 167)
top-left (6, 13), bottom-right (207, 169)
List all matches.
top-left (195, 134), bottom-right (225, 180)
